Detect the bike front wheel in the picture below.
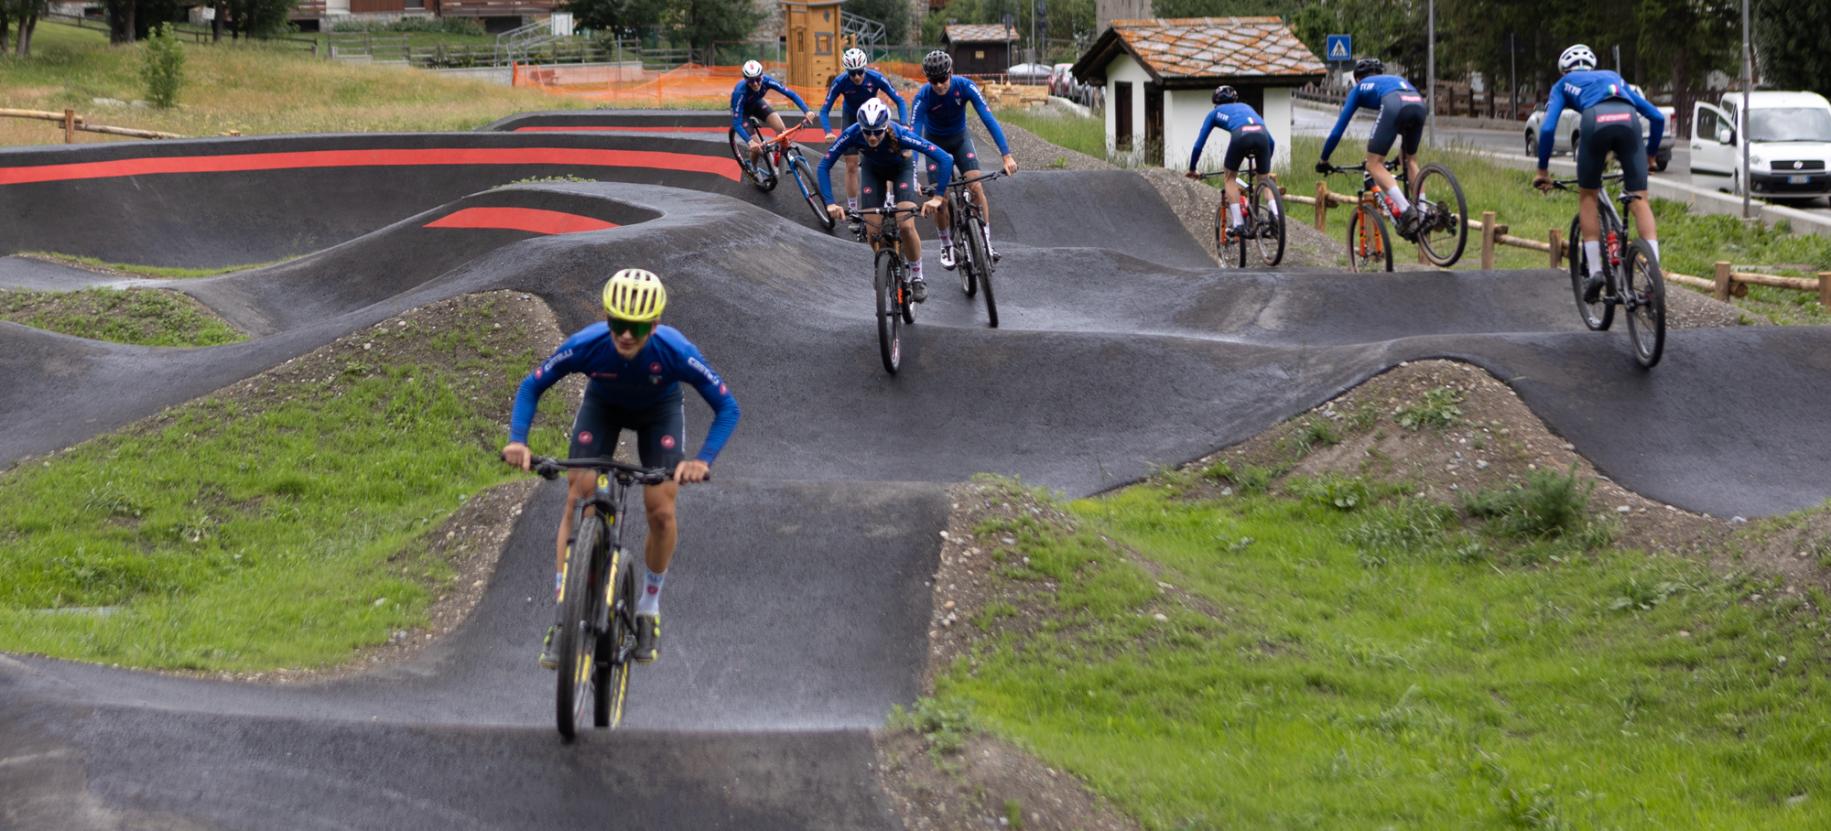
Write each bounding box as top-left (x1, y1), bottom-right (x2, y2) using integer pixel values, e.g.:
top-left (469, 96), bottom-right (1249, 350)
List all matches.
top-left (555, 514), bottom-right (605, 741)
top-left (1623, 241), bottom-right (1667, 368)
top-left (790, 154), bottom-right (834, 232)
top-left (1347, 202), bottom-right (1393, 273)
top-left (965, 216), bottom-right (998, 328)
top-left (592, 548), bottom-right (634, 729)
top-left (1568, 215), bottom-right (1614, 331)
top-left (1412, 163), bottom-right (1468, 267)
top-left (1252, 179), bottom-right (1287, 267)
top-left (875, 252), bottom-right (903, 374)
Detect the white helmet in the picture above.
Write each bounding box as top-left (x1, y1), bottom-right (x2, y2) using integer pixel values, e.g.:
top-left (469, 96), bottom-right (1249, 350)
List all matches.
top-left (842, 48), bottom-right (867, 71)
top-left (857, 97), bottom-right (892, 131)
top-left (742, 60), bottom-right (764, 79)
top-left (1558, 44), bottom-right (1597, 74)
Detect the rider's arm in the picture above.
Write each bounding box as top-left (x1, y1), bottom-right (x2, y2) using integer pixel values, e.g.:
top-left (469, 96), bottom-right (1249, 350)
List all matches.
top-left (816, 134), bottom-right (849, 204)
top-left (909, 85), bottom-right (929, 133)
top-left (1188, 109), bottom-right (1221, 172)
top-left (1628, 86), bottom-right (1666, 162)
top-left (731, 86), bottom-right (751, 141)
top-left (1319, 88), bottom-right (1360, 162)
top-left (676, 345), bottom-right (741, 464)
top-left (964, 80), bottom-right (1012, 156)
top-left (904, 128), bottom-right (953, 193)
top-left (770, 77), bottom-right (810, 115)
top-left (819, 77), bottom-right (843, 132)
top-left (1536, 83), bottom-right (1570, 171)
top-left (877, 71), bottom-right (909, 124)
top-left (507, 342), bottom-right (580, 444)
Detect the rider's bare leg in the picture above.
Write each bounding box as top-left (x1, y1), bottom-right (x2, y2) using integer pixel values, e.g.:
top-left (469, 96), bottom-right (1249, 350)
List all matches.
top-left (642, 480), bottom-right (678, 575)
top-left (1627, 192), bottom-right (1658, 255)
top-left (844, 154), bottom-right (861, 206)
top-left (897, 204), bottom-right (923, 261)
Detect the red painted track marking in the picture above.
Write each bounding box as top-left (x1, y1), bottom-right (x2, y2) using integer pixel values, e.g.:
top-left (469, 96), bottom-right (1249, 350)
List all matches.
top-left (424, 207), bottom-right (618, 235)
top-left (0, 147), bottom-right (740, 186)
top-left (512, 125), bottom-right (729, 134)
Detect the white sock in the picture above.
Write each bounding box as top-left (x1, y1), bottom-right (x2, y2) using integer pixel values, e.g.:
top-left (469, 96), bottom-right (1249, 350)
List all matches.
top-left (911, 258), bottom-right (925, 279)
top-left (554, 571), bottom-right (563, 601)
top-left (982, 223), bottom-right (992, 243)
top-left (939, 227), bottom-right (953, 244)
top-left (1228, 203), bottom-right (1243, 227)
top-left (1386, 187), bottom-right (1411, 214)
top-left (1584, 241), bottom-right (1604, 278)
top-left (846, 197), bottom-right (858, 210)
top-left (636, 569), bottom-right (665, 616)
top-left (1645, 239), bottom-right (1660, 259)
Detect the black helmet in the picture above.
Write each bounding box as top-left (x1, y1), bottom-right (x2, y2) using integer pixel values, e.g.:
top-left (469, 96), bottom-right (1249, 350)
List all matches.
top-left (922, 49), bottom-right (953, 81)
top-left (1353, 58), bottom-right (1384, 80)
top-left (1211, 84), bottom-right (1239, 105)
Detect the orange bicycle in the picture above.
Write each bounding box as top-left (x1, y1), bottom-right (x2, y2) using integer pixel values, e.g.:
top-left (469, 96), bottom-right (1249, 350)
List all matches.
top-left (1324, 160), bottom-right (1468, 272)
top-left (727, 120), bottom-right (834, 232)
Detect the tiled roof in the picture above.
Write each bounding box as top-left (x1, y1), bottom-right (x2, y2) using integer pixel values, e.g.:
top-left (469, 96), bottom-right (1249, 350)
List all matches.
top-left (1108, 17), bottom-right (1324, 80)
top-left (945, 23), bottom-right (1020, 44)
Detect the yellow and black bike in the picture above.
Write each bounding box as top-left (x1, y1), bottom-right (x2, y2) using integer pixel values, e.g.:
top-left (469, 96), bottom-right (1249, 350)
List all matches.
top-left (527, 455), bottom-right (672, 740)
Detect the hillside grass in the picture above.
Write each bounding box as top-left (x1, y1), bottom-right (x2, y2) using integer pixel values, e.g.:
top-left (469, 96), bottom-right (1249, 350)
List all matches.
top-left (0, 22), bottom-right (588, 147)
top-left (21, 251), bottom-right (290, 279)
top-left (0, 286), bottom-right (243, 346)
top-left (929, 475), bottom-right (1831, 830)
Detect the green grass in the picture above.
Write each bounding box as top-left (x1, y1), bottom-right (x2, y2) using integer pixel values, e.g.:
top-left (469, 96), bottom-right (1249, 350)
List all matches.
top-left (0, 295), bottom-right (566, 671)
top-left (22, 251), bottom-right (289, 280)
top-left (1, 287), bottom-right (243, 347)
top-left (933, 477), bottom-right (1831, 829)
top-left (996, 108), bottom-right (1108, 162)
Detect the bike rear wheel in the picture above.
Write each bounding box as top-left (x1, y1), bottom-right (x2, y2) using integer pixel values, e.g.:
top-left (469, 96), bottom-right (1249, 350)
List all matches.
top-left (1412, 163), bottom-right (1468, 267)
top-left (1347, 202), bottom-right (1393, 273)
top-left (875, 252), bottom-right (902, 374)
top-left (790, 154), bottom-right (834, 232)
top-left (1568, 215), bottom-right (1614, 331)
top-left (1214, 200), bottom-right (1246, 268)
top-left (592, 548), bottom-right (633, 729)
top-left (1252, 178), bottom-right (1287, 267)
top-left (1623, 240), bottom-right (1667, 368)
top-left (965, 215), bottom-right (998, 328)
top-left (555, 514), bottom-right (605, 741)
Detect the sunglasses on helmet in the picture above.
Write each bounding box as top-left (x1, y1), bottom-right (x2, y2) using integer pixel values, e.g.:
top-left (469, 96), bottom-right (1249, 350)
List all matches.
top-left (608, 317), bottom-right (655, 339)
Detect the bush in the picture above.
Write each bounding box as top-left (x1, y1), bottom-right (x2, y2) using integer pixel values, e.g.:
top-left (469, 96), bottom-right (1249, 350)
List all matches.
top-left (1461, 466), bottom-right (1595, 540)
top-left (1396, 386), bottom-right (1464, 431)
top-left (141, 24), bottom-right (186, 109)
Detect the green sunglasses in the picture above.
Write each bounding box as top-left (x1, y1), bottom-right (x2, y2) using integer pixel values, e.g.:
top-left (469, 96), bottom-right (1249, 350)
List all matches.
top-left (608, 318), bottom-right (655, 339)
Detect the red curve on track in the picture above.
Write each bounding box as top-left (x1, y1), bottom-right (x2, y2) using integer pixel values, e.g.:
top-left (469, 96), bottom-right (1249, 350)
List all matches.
top-left (424, 207), bottom-right (618, 235)
top-left (0, 147), bottom-right (740, 186)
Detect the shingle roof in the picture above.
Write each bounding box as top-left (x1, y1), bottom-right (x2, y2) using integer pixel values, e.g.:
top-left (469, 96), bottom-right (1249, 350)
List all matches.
top-left (945, 23), bottom-right (1020, 44)
top-left (1090, 17), bottom-right (1324, 82)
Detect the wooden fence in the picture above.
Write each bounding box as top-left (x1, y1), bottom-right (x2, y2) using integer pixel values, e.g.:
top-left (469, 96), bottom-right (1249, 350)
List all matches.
top-left (0, 108), bottom-right (183, 143)
top-left (1285, 181), bottom-right (1831, 308)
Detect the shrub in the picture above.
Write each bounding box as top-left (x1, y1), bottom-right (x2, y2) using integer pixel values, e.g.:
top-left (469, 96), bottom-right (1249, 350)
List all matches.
top-left (141, 23), bottom-right (186, 109)
top-left (1396, 386), bottom-right (1464, 431)
top-left (1461, 466), bottom-right (1594, 540)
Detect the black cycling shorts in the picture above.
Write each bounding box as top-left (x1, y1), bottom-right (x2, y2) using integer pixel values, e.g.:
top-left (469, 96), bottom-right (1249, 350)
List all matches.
top-left (860, 156), bottom-right (918, 206)
top-left (1223, 127), bottom-right (1273, 174)
top-left (1578, 101), bottom-right (1648, 192)
top-left (568, 388), bottom-right (686, 471)
top-left (927, 129), bottom-right (982, 174)
top-left (1368, 90), bottom-right (1427, 157)
top-left (742, 100), bottom-right (776, 130)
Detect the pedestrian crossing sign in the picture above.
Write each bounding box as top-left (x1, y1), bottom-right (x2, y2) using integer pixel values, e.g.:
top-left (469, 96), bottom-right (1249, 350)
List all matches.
top-left (1327, 34), bottom-right (1352, 63)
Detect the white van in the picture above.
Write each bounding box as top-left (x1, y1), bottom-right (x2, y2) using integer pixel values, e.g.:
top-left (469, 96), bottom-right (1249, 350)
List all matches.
top-left (1691, 90), bottom-right (1831, 200)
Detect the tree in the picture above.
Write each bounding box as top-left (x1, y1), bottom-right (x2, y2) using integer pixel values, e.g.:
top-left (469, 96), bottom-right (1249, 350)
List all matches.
top-left (845, 0), bottom-right (911, 46)
top-left (567, 0), bottom-right (664, 38)
top-left (219, 0), bottom-right (296, 39)
top-left (1756, 0), bottom-right (1831, 98)
top-left (660, 0), bottom-right (760, 63)
top-left (0, 0), bottom-right (47, 57)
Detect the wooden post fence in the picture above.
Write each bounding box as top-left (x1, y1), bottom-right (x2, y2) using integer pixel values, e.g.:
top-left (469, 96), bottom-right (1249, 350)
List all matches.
top-left (1480, 211), bottom-right (1497, 270)
top-left (1714, 261), bottom-right (1733, 301)
top-left (1313, 180), bottom-right (1328, 232)
top-left (1548, 228), bottom-right (1562, 269)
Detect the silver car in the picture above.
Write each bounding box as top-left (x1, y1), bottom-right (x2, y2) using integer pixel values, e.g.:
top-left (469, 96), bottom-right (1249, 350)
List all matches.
top-left (1524, 86), bottom-right (1675, 171)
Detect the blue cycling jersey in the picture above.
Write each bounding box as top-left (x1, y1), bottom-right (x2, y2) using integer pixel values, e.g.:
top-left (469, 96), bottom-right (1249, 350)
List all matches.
top-left (1320, 74), bottom-right (1419, 160)
top-left (1188, 103), bottom-right (1275, 171)
top-left (816, 122), bottom-right (953, 204)
top-left (509, 324), bottom-right (741, 463)
top-left (819, 69), bottom-right (907, 132)
top-left (1537, 69), bottom-right (1665, 170)
top-left (730, 77), bottom-right (810, 140)
top-left (909, 76), bottom-right (1011, 156)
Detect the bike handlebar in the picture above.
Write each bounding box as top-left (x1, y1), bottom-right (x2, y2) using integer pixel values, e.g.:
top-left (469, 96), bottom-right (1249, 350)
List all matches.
top-left (516, 454), bottom-right (677, 485)
top-left (845, 205), bottom-right (924, 219)
top-left (1546, 173), bottom-right (1626, 191)
top-left (924, 170), bottom-right (1005, 195)
top-left (1321, 159), bottom-right (1401, 175)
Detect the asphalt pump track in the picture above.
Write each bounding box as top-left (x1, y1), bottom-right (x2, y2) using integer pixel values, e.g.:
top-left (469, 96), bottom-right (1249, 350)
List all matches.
top-left (3, 113), bottom-right (1830, 829)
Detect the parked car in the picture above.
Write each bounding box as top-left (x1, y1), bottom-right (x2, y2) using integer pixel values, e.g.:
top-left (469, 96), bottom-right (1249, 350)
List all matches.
top-left (1007, 62), bottom-right (1052, 85)
top-left (1691, 90), bottom-right (1831, 200)
top-left (1048, 62), bottom-right (1096, 107)
top-left (1524, 85), bottom-right (1675, 171)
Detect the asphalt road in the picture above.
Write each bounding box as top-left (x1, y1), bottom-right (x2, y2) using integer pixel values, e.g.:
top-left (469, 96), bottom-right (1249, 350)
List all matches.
top-left (3, 116), bottom-right (1831, 829)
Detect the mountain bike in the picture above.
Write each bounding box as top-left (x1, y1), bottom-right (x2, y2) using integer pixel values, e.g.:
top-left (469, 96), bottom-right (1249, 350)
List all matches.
top-left (926, 170), bottom-right (1002, 328)
top-left (848, 204), bottom-right (922, 374)
top-left (1550, 175), bottom-right (1666, 368)
top-left (523, 455), bottom-right (672, 740)
top-left (1198, 160), bottom-right (1285, 268)
top-left (1324, 159), bottom-right (1469, 270)
top-left (726, 119), bottom-right (834, 233)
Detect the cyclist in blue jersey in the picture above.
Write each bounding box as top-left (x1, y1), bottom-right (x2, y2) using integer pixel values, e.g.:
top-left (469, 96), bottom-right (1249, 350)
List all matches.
top-left (911, 50), bottom-right (1019, 269)
top-left (503, 269), bottom-right (740, 667)
top-left (820, 47), bottom-right (909, 212)
top-left (1317, 58), bottom-right (1428, 240)
top-left (1532, 44), bottom-right (1665, 303)
top-left (1185, 85), bottom-right (1277, 241)
top-left (731, 59), bottom-right (814, 182)
top-left (819, 98), bottom-right (951, 302)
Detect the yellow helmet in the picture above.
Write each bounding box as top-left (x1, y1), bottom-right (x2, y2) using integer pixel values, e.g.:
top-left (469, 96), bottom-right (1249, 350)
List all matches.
top-left (601, 268), bottom-right (667, 322)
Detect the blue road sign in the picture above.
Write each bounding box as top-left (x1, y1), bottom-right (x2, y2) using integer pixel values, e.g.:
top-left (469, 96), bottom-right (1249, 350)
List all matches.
top-left (1326, 34), bottom-right (1352, 64)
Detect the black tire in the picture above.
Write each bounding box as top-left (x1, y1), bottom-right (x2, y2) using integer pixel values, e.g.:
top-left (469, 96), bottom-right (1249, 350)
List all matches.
top-left (1252, 178), bottom-right (1287, 267)
top-left (1213, 199), bottom-right (1246, 267)
top-left (1346, 202), bottom-right (1393, 273)
top-left (592, 550), bottom-right (633, 729)
top-left (748, 117), bottom-right (779, 192)
top-left (1623, 240), bottom-right (1667, 368)
top-left (965, 216), bottom-right (997, 328)
top-left (1524, 130), bottom-right (1535, 157)
top-left (1568, 214), bottom-right (1614, 331)
top-left (790, 154), bottom-right (834, 232)
top-left (1654, 149), bottom-right (1671, 173)
top-left (555, 514), bottom-right (604, 741)
top-left (955, 204), bottom-right (978, 298)
top-left (874, 251), bottom-right (902, 374)
top-left (727, 128), bottom-right (764, 189)
top-left (1412, 163), bottom-right (1468, 267)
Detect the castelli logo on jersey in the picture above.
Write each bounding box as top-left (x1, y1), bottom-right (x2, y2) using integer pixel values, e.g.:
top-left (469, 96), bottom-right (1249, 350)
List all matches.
top-left (649, 362), bottom-right (662, 373)
top-left (578, 431), bottom-right (594, 445)
top-left (661, 435), bottom-right (677, 450)
top-left (719, 383), bottom-right (728, 395)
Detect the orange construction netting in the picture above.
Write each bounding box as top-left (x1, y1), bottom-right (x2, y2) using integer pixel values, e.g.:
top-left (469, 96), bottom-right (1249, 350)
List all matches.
top-left (513, 62), bottom-right (830, 110)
